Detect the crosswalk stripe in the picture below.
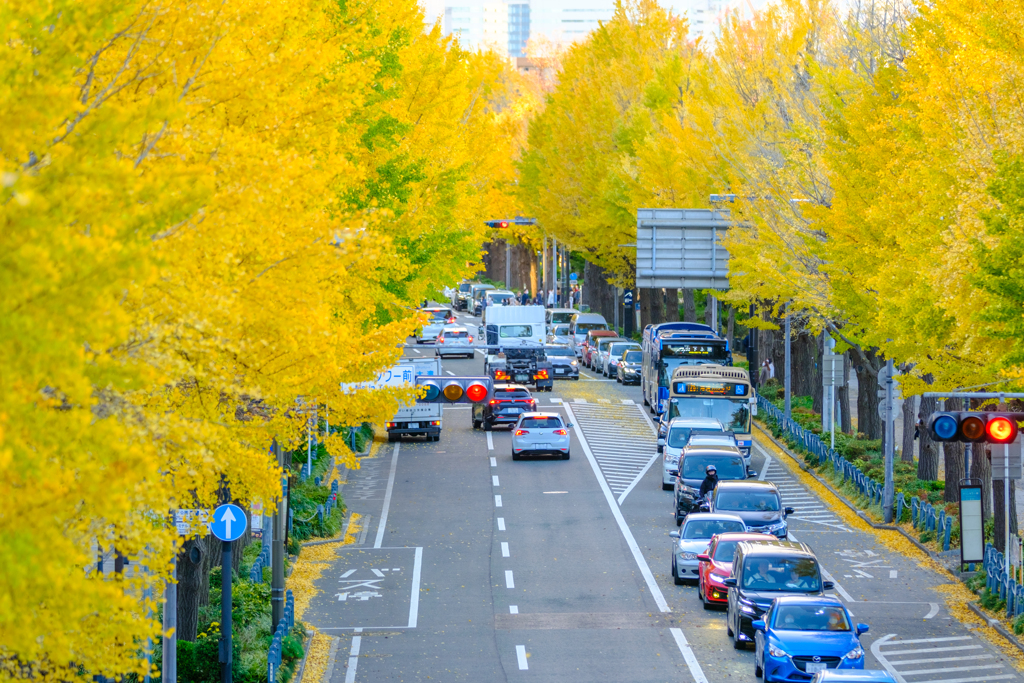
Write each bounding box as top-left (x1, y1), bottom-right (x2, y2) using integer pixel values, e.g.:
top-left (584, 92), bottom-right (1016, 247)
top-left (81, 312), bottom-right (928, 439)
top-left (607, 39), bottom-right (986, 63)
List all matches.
top-left (566, 402), bottom-right (658, 497)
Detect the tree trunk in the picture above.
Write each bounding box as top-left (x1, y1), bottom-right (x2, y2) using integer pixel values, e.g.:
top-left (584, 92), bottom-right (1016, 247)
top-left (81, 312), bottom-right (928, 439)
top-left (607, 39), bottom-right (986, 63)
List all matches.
top-left (811, 332), bottom-right (824, 415)
top-left (917, 394), bottom-right (939, 480)
top-left (901, 395), bottom-right (917, 463)
top-left (665, 288), bottom-right (680, 322)
top-left (838, 352), bottom-right (852, 434)
top-left (972, 442), bottom-right (994, 516)
top-left (177, 538), bottom-right (207, 642)
top-left (682, 289), bottom-right (696, 322)
top-left (583, 260), bottom-right (610, 317)
top-left (994, 478), bottom-right (1018, 553)
top-left (854, 361), bottom-right (881, 439)
top-left (704, 293), bottom-right (715, 328)
top-left (727, 306), bottom-right (735, 352)
top-left (639, 287), bottom-right (653, 330)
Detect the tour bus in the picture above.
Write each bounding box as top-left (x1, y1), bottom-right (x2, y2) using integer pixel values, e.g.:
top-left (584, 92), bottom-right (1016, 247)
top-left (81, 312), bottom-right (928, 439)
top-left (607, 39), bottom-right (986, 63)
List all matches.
top-left (641, 322), bottom-right (732, 415)
top-left (667, 364), bottom-right (755, 459)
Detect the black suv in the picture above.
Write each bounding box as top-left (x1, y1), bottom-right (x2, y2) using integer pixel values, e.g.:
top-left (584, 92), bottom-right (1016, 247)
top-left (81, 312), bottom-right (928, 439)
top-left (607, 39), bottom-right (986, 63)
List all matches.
top-left (473, 384), bottom-right (537, 431)
top-left (710, 480), bottom-right (794, 539)
top-left (724, 541), bottom-right (833, 649)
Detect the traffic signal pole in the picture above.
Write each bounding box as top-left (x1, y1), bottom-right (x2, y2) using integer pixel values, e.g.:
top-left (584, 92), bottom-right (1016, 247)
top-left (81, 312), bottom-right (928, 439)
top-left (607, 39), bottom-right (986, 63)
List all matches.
top-left (883, 359), bottom-right (895, 523)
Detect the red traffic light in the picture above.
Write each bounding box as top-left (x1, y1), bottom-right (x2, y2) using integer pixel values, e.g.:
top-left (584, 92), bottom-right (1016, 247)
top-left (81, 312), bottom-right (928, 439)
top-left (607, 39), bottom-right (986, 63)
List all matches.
top-left (986, 416), bottom-right (1018, 443)
top-left (466, 382), bottom-right (488, 402)
top-left (498, 221), bottom-right (509, 228)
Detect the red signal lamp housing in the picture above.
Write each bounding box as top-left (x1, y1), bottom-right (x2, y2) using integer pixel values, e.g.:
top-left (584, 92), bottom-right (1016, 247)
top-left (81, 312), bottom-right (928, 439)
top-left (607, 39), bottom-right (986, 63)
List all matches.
top-left (466, 383), bottom-right (488, 403)
top-left (987, 416), bottom-right (1018, 444)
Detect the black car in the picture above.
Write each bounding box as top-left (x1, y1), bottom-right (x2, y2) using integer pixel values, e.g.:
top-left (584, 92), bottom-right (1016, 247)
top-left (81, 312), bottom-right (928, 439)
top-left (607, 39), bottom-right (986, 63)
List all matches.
top-left (725, 541), bottom-right (833, 650)
top-left (473, 383), bottom-right (537, 431)
top-left (544, 344), bottom-right (579, 380)
top-left (674, 449), bottom-right (757, 525)
top-left (710, 480), bottom-right (794, 538)
top-left (616, 349), bottom-right (642, 384)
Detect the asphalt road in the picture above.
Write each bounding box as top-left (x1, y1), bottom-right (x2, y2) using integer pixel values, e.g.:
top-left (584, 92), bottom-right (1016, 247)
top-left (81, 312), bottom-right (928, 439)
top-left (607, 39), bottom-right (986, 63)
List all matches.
top-left (305, 308), bottom-right (1023, 683)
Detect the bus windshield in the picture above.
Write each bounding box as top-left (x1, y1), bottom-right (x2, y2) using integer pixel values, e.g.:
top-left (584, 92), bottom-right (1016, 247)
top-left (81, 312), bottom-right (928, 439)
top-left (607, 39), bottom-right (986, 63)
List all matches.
top-left (662, 341), bottom-right (729, 363)
top-left (669, 397), bottom-right (750, 434)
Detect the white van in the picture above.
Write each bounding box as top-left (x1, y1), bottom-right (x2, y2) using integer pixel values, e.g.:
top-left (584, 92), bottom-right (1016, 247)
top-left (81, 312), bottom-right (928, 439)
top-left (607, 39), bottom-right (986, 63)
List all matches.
top-left (568, 313), bottom-right (609, 355)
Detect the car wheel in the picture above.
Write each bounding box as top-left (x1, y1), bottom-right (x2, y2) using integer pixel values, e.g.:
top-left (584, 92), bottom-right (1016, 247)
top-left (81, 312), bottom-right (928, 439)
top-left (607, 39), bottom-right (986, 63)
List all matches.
top-left (473, 420), bottom-right (482, 429)
top-left (562, 452), bottom-right (570, 460)
top-left (733, 623), bottom-right (746, 650)
top-left (675, 511), bottom-right (684, 527)
top-left (483, 420), bottom-right (492, 432)
top-left (672, 557), bottom-right (684, 586)
top-left (512, 452), bottom-right (521, 461)
top-left (662, 481), bottom-right (673, 491)
top-left (387, 432), bottom-right (398, 442)
top-left (755, 653), bottom-right (764, 679)
top-left (726, 613), bottom-right (734, 637)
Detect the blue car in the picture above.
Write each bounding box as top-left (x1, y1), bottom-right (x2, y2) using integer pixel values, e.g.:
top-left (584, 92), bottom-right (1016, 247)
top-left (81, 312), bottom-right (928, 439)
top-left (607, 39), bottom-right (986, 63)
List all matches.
top-left (811, 672), bottom-right (896, 683)
top-left (752, 596), bottom-right (869, 682)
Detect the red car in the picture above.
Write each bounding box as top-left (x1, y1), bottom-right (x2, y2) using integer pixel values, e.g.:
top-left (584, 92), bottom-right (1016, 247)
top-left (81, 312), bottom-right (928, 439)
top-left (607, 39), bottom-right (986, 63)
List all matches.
top-left (696, 532), bottom-right (775, 609)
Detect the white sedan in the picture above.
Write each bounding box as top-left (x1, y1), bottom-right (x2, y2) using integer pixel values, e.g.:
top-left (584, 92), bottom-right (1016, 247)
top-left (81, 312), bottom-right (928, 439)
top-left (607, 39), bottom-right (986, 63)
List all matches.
top-left (435, 326), bottom-right (474, 358)
top-left (511, 412), bottom-right (572, 460)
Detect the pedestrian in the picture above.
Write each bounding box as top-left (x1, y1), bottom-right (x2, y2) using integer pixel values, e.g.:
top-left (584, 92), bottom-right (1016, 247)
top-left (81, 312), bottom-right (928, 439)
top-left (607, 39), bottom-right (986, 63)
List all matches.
top-left (759, 359), bottom-right (770, 386)
top-left (547, 289), bottom-right (555, 308)
top-left (521, 288), bottom-right (530, 305)
top-left (768, 359), bottom-right (775, 380)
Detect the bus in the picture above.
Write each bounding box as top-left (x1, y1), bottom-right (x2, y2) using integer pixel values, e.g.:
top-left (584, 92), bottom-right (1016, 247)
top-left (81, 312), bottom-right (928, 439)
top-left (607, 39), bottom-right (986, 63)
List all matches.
top-left (667, 365), bottom-right (755, 459)
top-left (641, 322), bottom-right (732, 415)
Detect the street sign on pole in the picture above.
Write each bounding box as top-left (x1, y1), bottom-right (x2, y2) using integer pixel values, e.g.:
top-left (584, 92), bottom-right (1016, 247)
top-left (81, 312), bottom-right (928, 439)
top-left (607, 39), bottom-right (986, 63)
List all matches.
top-left (822, 353), bottom-right (845, 388)
top-left (990, 444), bottom-right (1023, 480)
top-left (635, 208), bottom-right (733, 289)
top-left (211, 504), bottom-right (247, 543)
top-left (960, 483), bottom-right (985, 565)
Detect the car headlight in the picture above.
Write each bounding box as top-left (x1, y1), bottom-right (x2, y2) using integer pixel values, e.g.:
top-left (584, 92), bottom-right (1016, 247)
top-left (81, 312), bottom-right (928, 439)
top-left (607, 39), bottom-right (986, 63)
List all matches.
top-left (768, 644), bottom-right (788, 658)
top-left (738, 599), bottom-right (757, 614)
top-left (680, 552), bottom-right (697, 560)
top-left (844, 646), bottom-right (864, 660)
top-left (570, 360), bottom-right (578, 366)
top-left (765, 520), bottom-right (787, 531)
top-left (707, 573), bottom-right (727, 585)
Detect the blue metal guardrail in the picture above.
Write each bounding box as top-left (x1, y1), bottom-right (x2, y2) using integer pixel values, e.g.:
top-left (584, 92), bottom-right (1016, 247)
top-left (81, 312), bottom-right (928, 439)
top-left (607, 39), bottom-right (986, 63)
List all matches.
top-left (985, 543), bottom-right (1024, 618)
top-left (757, 395), bottom-right (954, 551)
top-left (267, 590), bottom-right (295, 683)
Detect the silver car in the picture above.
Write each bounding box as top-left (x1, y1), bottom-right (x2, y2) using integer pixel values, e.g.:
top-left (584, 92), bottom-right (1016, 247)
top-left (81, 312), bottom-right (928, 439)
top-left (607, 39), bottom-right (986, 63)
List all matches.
top-left (546, 324), bottom-right (573, 346)
top-left (669, 512), bottom-right (746, 585)
top-left (600, 341), bottom-right (641, 377)
top-left (435, 325), bottom-right (474, 358)
top-left (416, 307), bottom-right (454, 343)
top-left (659, 417), bottom-right (725, 489)
top-left (511, 412), bottom-right (572, 460)
top-left (591, 336), bottom-right (628, 371)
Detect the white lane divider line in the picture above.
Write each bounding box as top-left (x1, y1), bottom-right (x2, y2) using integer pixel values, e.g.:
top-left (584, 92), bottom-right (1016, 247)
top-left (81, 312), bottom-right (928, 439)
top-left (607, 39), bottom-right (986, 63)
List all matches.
top-left (501, 542), bottom-right (510, 557)
top-left (621, 399), bottom-right (635, 404)
top-left (492, 475), bottom-right (500, 487)
top-left (516, 645), bottom-right (529, 670)
top-left (924, 602), bottom-right (939, 619)
top-left (487, 432), bottom-right (494, 450)
top-left (505, 570), bottom-right (515, 588)
top-left (490, 456), bottom-right (497, 467)
top-left (509, 605), bottom-right (518, 614)
top-left (497, 517), bottom-right (505, 531)
top-left (344, 627), bottom-right (363, 683)
top-left (759, 451), bottom-right (772, 481)
top-left (373, 443), bottom-right (400, 549)
top-left (562, 402), bottom-right (672, 617)
top-left (495, 495), bottom-right (502, 507)
top-left (669, 628), bottom-right (709, 683)
top-left (341, 569), bottom-right (357, 578)
top-left (370, 568), bottom-right (385, 578)
top-left (408, 546), bottom-right (423, 628)
top-left (446, 370), bottom-right (455, 375)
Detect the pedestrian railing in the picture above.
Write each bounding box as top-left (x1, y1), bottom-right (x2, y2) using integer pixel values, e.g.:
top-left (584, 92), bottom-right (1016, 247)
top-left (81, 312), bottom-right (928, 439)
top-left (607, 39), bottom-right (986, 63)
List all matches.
top-left (267, 590), bottom-right (295, 683)
top-left (249, 542), bottom-right (272, 583)
top-left (757, 394), bottom-right (955, 551)
top-left (985, 543), bottom-right (1024, 618)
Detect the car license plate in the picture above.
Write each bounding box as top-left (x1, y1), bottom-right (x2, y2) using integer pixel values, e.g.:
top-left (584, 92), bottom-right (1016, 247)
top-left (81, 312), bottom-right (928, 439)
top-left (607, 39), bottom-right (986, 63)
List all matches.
top-left (555, 368), bottom-right (565, 374)
top-left (408, 423), bottom-right (419, 429)
top-left (515, 374), bottom-right (529, 382)
top-left (805, 663), bottom-right (826, 673)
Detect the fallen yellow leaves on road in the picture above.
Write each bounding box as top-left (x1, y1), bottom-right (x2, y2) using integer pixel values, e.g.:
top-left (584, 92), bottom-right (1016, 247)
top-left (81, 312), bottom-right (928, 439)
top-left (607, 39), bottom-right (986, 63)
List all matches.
top-left (300, 630), bottom-right (336, 683)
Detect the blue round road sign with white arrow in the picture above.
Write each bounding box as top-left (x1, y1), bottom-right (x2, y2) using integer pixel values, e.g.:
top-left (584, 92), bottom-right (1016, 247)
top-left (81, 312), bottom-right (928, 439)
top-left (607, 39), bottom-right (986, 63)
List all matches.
top-left (210, 503), bottom-right (248, 542)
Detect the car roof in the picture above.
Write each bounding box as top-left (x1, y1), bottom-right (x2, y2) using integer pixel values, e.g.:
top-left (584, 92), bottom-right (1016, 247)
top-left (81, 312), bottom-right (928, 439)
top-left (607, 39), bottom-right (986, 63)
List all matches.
top-left (682, 512), bottom-right (746, 524)
top-left (422, 306), bottom-right (451, 312)
top-left (770, 595), bottom-right (845, 608)
top-left (813, 672), bottom-right (897, 683)
top-left (519, 412), bottom-right (563, 419)
top-left (549, 307), bottom-right (576, 313)
top-left (597, 337), bottom-right (629, 345)
top-left (494, 383), bottom-right (530, 392)
top-left (683, 447), bottom-right (742, 457)
top-left (716, 480), bottom-right (779, 492)
top-left (442, 325), bottom-right (468, 331)
top-left (489, 290), bottom-right (515, 295)
top-left (689, 435), bottom-right (736, 442)
top-left (668, 417), bottom-right (724, 428)
top-left (737, 539), bottom-right (816, 558)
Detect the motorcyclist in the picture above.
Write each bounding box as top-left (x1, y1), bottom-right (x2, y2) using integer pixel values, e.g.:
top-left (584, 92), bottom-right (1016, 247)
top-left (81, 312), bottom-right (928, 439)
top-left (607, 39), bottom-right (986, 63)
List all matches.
top-left (698, 464), bottom-right (719, 499)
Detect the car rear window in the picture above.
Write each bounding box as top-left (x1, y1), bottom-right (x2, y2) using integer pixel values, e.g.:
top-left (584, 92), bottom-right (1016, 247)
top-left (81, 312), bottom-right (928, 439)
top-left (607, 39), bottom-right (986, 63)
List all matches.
top-left (550, 312), bottom-right (575, 324)
top-left (443, 330), bottom-right (468, 339)
top-left (717, 491), bottom-right (780, 511)
top-left (520, 417), bottom-right (563, 428)
top-left (682, 518), bottom-right (746, 539)
top-left (578, 323), bottom-right (609, 333)
top-left (495, 388), bottom-right (530, 398)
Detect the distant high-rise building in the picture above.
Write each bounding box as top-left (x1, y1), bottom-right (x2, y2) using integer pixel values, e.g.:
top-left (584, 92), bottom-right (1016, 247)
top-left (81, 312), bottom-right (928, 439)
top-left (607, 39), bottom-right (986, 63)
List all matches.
top-left (443, 2), bottom-right (509, 52)
top-left (508, 4), bottom-right (530, 57)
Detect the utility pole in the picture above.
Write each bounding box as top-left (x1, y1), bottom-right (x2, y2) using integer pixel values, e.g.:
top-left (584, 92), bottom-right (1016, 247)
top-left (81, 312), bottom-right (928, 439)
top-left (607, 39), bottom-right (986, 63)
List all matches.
top-left (784, 304), bottom-right (792, 419)
top-left (505, 240), bottom-right (511, 290)
top-left (748, 304), bottom-right (758, 391)
top-left (220, 538), bottom-right (233, 683)
top-left (163, 547), bottom-right (177, 683)
top-left (883, 359), bottom-right (895, 523)
top-left (271, 439), bottom-right (286, 627)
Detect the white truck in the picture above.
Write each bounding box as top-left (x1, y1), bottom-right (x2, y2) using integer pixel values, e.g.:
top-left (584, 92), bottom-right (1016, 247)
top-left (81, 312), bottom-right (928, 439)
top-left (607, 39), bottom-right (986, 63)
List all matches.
top-left (482, 305), bottom-right (554, 392)
top-left (384, 357), bottom-right (443, 442)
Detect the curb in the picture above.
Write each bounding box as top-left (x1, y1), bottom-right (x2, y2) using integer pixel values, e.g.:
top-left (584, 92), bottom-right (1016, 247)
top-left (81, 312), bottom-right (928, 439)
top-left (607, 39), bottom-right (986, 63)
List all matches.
top-left (966, 602), bottom-right (1024, 655)
top-left (755, 422), bottom-right (1024, 654)
top-left (292, 631), bottom-right (312, 683)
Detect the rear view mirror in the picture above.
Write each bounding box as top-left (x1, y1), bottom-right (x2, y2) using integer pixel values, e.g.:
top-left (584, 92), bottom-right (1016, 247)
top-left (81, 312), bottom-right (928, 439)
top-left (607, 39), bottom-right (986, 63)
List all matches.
top-left (697, 553), bottom-right (710, 562)
top-left (658, 438), bottom-right (666, 447)
top-left (823, 581), bottom-right (835, 590)
top-left (747, 469), bottom-right (758, 478)
top-left (669, 531), bottom-right (680, 539)
top-left (566, 423), bottom-right (574, 429)
top-left (723, 578), bottom-right (737, 587)
top-left (751, 620), bottom-right (766, 632)
top-left (784, 507), bottom-right (795, 515)
top-left (856, 623), bottom-right (869, 635)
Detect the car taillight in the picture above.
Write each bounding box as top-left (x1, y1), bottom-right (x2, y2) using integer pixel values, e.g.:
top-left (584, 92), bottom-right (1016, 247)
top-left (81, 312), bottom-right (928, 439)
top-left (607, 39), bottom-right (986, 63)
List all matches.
top-left (515, 429), bottom-right (529, 436)
top-left (489, 399), bottom-right (499, 405)
top-left (534, 370), bottom-right (548, 379)
top-left (431, 421), bottom-right (441, 426)
top-left (387, 422), bottom-right (396, 428)
top-left (553, 429), bottom-right (567, 436)
top-left (468, 335), bottom-right (474, 343)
